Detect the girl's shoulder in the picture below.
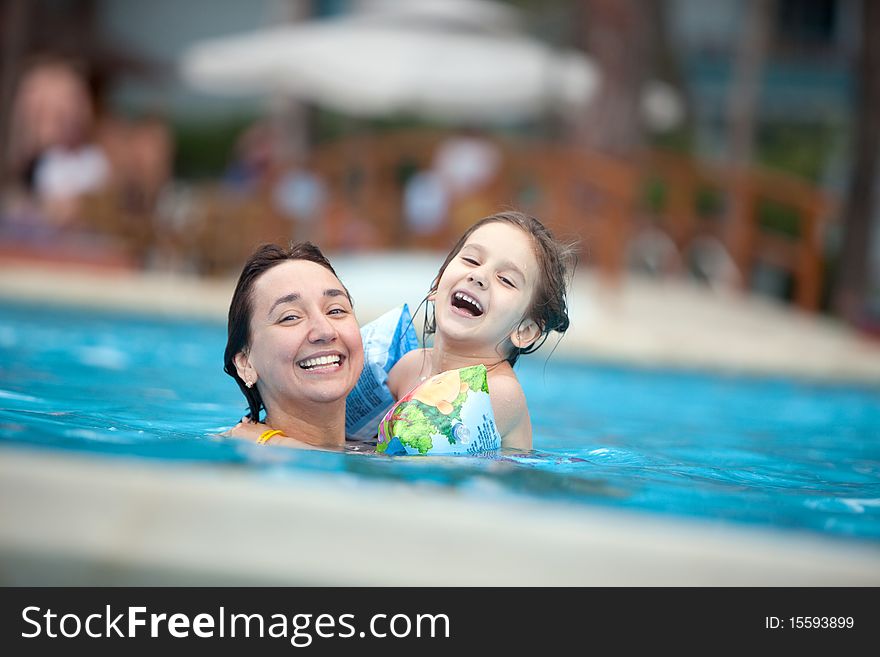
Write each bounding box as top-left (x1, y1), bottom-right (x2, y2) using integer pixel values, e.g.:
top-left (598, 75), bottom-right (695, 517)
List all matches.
top-left (400, 346), bottom-right (431, 362)
top-left (486, 364), bottom-right (526, 402)
top-left (485, 360), bottom-right (520, 384)
top-left (387, 348), bottom-right (431, 398)
top-left (485, 366), bottom-right (529, 443)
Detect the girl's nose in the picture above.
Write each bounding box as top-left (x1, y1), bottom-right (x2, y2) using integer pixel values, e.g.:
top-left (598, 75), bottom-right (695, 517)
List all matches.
top-left (467, 272), bottom-right (487, 289)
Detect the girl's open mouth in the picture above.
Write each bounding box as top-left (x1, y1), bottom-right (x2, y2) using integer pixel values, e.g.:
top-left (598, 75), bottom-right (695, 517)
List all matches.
top-left (451, 291), bottom-right (484, 317)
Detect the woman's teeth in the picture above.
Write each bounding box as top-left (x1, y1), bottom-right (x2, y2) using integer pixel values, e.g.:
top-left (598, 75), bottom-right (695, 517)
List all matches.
top-left (299, 355), bottom-right (342, 369)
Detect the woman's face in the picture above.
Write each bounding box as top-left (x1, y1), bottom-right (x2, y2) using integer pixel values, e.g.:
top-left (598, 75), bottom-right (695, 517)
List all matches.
top-left (236, 260), bottom-right (364, 412)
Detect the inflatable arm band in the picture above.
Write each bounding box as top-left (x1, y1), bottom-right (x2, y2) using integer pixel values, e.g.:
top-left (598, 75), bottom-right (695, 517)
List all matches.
top-left (345, 304), bottom-right (419, 440)
top-left (376, 364), bottom-right (501, 456)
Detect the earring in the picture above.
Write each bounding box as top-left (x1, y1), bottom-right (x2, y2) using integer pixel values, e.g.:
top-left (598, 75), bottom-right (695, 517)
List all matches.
top-left (245, 380), bottom-right (253, 389)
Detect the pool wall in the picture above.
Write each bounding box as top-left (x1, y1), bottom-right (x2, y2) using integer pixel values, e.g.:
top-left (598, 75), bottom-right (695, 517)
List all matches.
top-left (2, 448), bottom-right (878, 586)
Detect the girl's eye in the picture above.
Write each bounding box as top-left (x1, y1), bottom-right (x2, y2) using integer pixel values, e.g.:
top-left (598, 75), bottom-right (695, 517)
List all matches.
top-left (499, 276), bottom-right (515, 288)
top-left (462, 256), bottom-right (479, 265)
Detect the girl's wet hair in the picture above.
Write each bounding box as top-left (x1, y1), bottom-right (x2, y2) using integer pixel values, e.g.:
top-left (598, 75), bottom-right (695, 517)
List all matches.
top-left (223, 242), bottom-right (350, 421)
top-left (425, 210), bottom-right (577, 366)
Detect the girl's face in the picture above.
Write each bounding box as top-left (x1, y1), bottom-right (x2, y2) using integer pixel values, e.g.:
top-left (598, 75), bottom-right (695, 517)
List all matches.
top-left (235, 260), bottom-right (364, 411)
top-left (434, 222), bottom-right (540, 355)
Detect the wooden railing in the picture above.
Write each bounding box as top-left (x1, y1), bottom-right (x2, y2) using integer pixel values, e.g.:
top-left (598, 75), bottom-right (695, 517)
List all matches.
top-left (57, 130), bottom-right (834, 311)
top-left (635, 153), bottom-right (833, 311)
top-left (306, 131), bottom-right (834, 310)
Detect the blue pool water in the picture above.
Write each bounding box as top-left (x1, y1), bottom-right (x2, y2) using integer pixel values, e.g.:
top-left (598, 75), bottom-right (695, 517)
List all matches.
top-left (1, 301), bottom-right (879, 542)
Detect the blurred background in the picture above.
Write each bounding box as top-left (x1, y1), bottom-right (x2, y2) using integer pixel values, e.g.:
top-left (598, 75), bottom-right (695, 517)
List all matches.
top-left (1, 0), bottom-right (880, 587)
top-left (0, 0), bottom-right (878, 331)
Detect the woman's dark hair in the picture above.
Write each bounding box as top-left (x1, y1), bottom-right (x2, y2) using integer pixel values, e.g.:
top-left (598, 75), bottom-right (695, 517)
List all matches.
top-left (425, 210), bottom-right (577, 366)
top-left (223, 242), bottom-right (349, 421)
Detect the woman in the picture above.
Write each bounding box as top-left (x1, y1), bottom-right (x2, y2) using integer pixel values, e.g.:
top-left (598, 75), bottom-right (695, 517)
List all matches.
top-left (223, 242), bottom-right (364, 449)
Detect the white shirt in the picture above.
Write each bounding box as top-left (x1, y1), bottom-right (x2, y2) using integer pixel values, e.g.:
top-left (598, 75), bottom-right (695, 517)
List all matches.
top-left (34, 144), bottom-right (110, 200)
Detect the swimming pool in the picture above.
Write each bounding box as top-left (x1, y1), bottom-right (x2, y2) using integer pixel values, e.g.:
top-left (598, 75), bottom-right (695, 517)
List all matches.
top-left (1, 300), bottom-right (878, 545)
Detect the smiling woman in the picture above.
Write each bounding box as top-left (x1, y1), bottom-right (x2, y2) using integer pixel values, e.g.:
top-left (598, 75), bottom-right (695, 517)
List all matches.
top-left (222, 243), bottom-right (365, 450)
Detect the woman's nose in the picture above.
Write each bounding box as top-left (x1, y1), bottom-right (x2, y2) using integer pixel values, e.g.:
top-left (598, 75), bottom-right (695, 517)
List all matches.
top-left (308, 314), bottom-right (337, 342)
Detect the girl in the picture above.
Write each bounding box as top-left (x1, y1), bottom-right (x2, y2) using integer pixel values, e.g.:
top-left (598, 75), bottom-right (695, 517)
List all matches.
top-left (387, 210), bottom-right (575, 450)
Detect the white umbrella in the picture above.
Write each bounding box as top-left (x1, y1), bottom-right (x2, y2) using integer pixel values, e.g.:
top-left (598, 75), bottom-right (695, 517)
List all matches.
top-left (180, 9), bottom-right (599, 122)
top-left (348, 0), bottom-right (523, 32)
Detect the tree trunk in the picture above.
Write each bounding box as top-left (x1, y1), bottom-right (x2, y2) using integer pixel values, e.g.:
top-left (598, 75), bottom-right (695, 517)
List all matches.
top-left (574, 0), bottom-right (651, 157)
top-left (724, 0), bottom-right (773, 286)
top-left (272, 0), bottom-right (314, 165)
top-left (0, 0), bottom-right (30, 183)
top-left (727, 0), bottom-right (772, 169)
top-left (833, 0), bottom-right (880, 323)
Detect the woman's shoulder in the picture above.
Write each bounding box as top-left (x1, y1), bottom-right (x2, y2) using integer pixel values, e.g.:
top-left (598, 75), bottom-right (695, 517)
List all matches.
top-left (223, 422), bottom-right (340, 451)
top-left (222, 419), bottom-right (263, 440)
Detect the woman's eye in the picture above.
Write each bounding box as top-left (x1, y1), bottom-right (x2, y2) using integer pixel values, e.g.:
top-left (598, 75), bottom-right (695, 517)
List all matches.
top-left (328, 308), bottom-right (347, 315)
top-left (462, 257), bottom-right (479, 265)
top-left (280, 314), bottom-right (300, 322)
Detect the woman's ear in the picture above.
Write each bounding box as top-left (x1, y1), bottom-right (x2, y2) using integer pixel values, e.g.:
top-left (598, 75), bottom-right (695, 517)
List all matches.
top-left (510, 319), bottom-right (541, 349)
top-left (426, 288), bottom-right (437, 302)
top-left (234, 350), bottom-right (257, 387)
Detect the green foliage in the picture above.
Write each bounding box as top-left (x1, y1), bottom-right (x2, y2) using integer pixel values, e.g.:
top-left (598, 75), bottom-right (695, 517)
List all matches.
top-left (458, 366), bottom-right (489, 394)
top-left (641, 177), bottom-right (667, 214)
top-left (419, 400), bottom-right (457, 436)
top-left (649, 126), bottom-right (694, 153)
top-left (639, 178), bottom-right (726, 221)
top-left (757, 121), bottom-right (839, 183)
top-left (172, 115), bottom-right (256, 180)
top-left (394, 403), bottom-right (437, 455)
top-left (695, 185), bottom-right (725, 218)
top-left (756, 199), bottom-right (802, 239)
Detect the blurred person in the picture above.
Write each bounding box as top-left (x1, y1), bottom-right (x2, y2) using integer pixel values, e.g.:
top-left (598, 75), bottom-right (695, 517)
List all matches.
top-left (431, 127), bottom-right (501, 236)
top-left (433, 127), bottom-right (501, 199)
top-left (322, 198), bottom-right (381, 251)
top-left (626, 222), bottom-right (680, 276)
top-left (402, 168), bottom-right (449, 237)
top-left (684, 235), bottom-right (741, 292)
top-left (99, 114), bottom-right (173, 214)
top-left (272, 162), bottom-right (328, 243)
top-left (8, 60), bottom-right (110, 226)
top-left (223, 242), bottom-right (365, 450)
top-left (386, 210), bottom-right (576, 451)
top-left (223, 119), bottom-right (278, 194)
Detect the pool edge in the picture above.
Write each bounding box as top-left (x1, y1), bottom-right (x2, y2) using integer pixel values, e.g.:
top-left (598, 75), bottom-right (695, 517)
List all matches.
top-left (1, 446), bottom-right (878, 586)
